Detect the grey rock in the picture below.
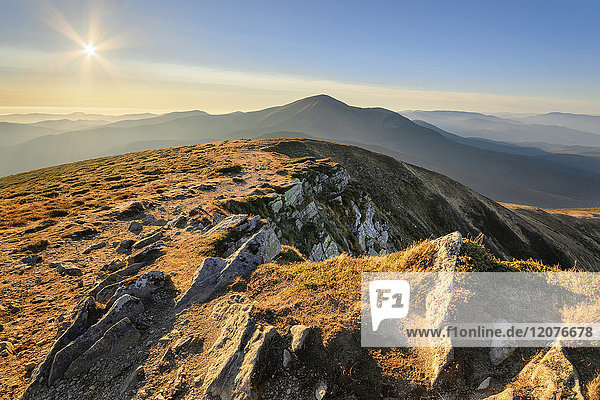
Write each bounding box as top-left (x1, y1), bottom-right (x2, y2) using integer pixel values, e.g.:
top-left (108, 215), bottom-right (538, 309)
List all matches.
top-left (88, 263), bottom-right (145, 302)
top-left (24, 297), bottom-right (97, 394)
top-left (116, 239), bottom-right (135, 254)
top-left (64, 317), bottom-right (141, 378)
top-left (167, 215), bottom-right (188, 229)
top-left (21, 254), bottom-right (42, 266)
top-left (177, 227), bottom-right (280, 308)
top-left (204, 303), bottom-right (279, 400)
top-left (290, 325), bottom-right (310, 352)
top-left (204, 214), bottom-right (249, 236)
top-left (106, 270), bottom-right (166, 309)
top-left (128, 221), bottom-right (143, 234)
top-left (132, 230), bottom-right (163, 249)
top-left (126, 243), bottom-right (165, 266)
top-left (113, 201), bottom-right (149, 220)
top-left (48, 294), bottom-right (144, 384)
top-left (477, 376), bottom-right (492, 390)
top-left (82, 241), bottom-right (107, 255)
top-left (63, 267), bottom-right (83, 277)
top-left (284, 183), bottom-right (303, 207)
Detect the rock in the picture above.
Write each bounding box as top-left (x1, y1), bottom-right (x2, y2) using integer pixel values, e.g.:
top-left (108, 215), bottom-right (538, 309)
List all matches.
top-left (478, 377), bottom-right (492, 390)
top-left (126, 243), bottom-right (165, 266)
top-left (106, 270), bottom-right (166, 309)
top-left (315, 380), bottom-right (328, 400)
top-left (167, 215), bottom-right (187, 229)
top-left (102, 258), bottom-right (124, 273)
top-left (65, 267), bottom-right (83, 277)
top-left (284, 183), bottom-right (303, 207)
top-left (422, 232), bottom-right (463, 385)
top-left (431, 231), bottom-right (463, 271)
top-left (290, 325), bottom-right (310, 352)
top-left (24, 297), bottom-right (98, 393)
top-left (309, 235), bottom-right (340, 261)
top-left (204, 214), bottom-right (250, 236)
top-left (21, 254), bottom-right (42, 266)
top-left (128, 221), bottom-right (143, 234)
top-left (61, 225), bottom-right (98, 240)
top-left (48, 294), bottom-right (144, 384)
top-left (132, 229), bottom-right (163, 249)
top-left (172, 335), bottom-right (203, 355)
top-left (204, 303), bottom-right (279, 400)
top-left (527, 345), bottom-right (584, 400)
top-left (177, 227), bottom-right (280, 308)
top-left (25, 362), bottom-right (37, 372)
top-left (113, 201), bottom-right (149, 220)
top-left (64, 317), bottom-right (141, 378)
top-left (490, 346), bottom-right (516, 366)
top-left (283, 349), bottom-right (292, 368)
top-left (82, 241), bottom-right (107, 255)
top-left (88, 262), bottom-right (145, 302)
top-left (116, 239), bottom-right (135, 254)
top-left (120, 365), bottom-right (145, 397)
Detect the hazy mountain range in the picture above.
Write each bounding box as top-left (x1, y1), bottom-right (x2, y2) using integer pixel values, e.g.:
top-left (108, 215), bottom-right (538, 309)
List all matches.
top-left (1, 95), bottom-right (600, 208)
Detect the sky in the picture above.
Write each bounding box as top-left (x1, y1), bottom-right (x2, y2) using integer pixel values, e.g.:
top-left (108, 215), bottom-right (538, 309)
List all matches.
top-left (0, 0), bottom-right (599, 115)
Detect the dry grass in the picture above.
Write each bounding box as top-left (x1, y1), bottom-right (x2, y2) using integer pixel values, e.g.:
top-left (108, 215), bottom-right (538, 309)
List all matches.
top-left (587, 371), bottom-right (600, 400)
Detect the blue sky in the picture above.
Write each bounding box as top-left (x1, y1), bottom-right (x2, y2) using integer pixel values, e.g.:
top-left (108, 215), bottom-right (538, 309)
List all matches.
top-left (1, 0), bottom-right (599, 114)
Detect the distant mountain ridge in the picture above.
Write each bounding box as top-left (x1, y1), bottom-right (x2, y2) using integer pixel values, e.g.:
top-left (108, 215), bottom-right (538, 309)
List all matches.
top-left (2, 95), bottom-right (600, 208)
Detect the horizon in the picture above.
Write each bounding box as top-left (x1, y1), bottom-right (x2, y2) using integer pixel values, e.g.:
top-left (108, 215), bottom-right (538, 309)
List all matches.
top-left (2, 1), bottom-right (599, 115)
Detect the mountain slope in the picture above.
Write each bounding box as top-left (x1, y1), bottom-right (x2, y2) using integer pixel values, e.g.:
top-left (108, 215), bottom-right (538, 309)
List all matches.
top-left (2, 95), bottom-right (600, 208)
top-left (400, 110), bottom-right (600, 146)
top-left (2, 139), bottom-right (600, 399)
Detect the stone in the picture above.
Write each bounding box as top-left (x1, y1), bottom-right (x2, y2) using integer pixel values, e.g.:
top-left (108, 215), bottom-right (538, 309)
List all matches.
top-left (204, 303), bottom-right (279, 400)
top-left (284, 183), bottom-right (303, 207)
top-left (21, 254), bottom-right (42, 266)
top-left (168, 216), bottom-right (187, 229)
top-left (106, 270), bottom-right (166, 309)
top-left (116, 239), bottom-right (135, 254)
top-left (82, 241), bottom-right (107, 255)
top-left (290, 325), bottom-right (310, 352)
top-left (283, 349), bottom-right (292, 368)
top-left (64, 317), bottom-right (141, 378)
top-left (126, 243), bottom-right (165, 266)
top-left (315, 381), bottom-right (328, 400)
top-left (528, 345), bottom-right (584, 400)
top-left (128, 221), bottom-right (143, 234)
top-left (48, 294), bottom-right (144, 384)
top-left (478, 377), bottom-right (491, 390)
top-left (113, 201), bottom-right (149, 220)
top-left (490, 346), bottom-right (516, 366)
top-left (0, 341), bottom-right (14, 356)
top-left (67, 267), bottom-right (83, 277)
top-left (177, 227), bottom-right (280, 308)
top-left (120, 365), bottom-right (145, 397)
top-left (132, 230), bottom-right (163, 249)
top-left (61, 225), bottom-right (98, 240)
top-left (204, 214), bottom-right (249, 236)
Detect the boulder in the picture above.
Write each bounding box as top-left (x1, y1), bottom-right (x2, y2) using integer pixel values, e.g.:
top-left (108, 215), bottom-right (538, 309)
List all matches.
top-left (290, 325), bottom-right (310, 352)
top-left (105, 270), bottom-right (166, 309)
top-left (126, 243), bottom-right (165, 266)
top-left (132, 229), bottom-right (163, 249)
top-left (204, 303), bottom-right (279, 400)
top-left (82, 241), bottom-right (107, 255)
top-left (116, 239), bottom-right (135, 254)
top-left (113, 201), bottom-right (150, 220)
top-left (21, 254), bottom-right (42, 266)
top-left (48, 294), bottom-right (144, 384)
top-left (128, 221), bottom-right (143, 234)
top-left (177, 227), bottom-right (280, 308)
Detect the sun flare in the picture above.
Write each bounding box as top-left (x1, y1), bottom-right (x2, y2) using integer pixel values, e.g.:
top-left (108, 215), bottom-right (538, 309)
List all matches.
top-left (84, 43), bottom-right (97, 56)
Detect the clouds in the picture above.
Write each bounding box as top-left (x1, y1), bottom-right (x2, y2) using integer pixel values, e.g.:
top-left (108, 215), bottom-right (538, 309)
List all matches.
top-left (1, 46), bottom-right (599, 115)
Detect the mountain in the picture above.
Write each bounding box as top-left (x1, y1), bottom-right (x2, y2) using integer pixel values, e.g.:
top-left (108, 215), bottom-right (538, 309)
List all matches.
top-left (517, 112), bottom-right (600, 135)
top-left (3, 139), bottom-right (600, 399)
top-left (2, 95), bottom-right (600, 208)
top-left (0, 122), bottom-right (58, 146)
top-left (28, 119), bottom-right (111, 131)
top-left (400, 110), bottom-right (600, 146)
top-left (0, 112), bottom-right (158, 124)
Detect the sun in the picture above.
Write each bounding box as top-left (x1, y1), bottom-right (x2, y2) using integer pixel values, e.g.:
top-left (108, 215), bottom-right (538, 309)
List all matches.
top-left (83, 43), bottom-right (96, 56)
